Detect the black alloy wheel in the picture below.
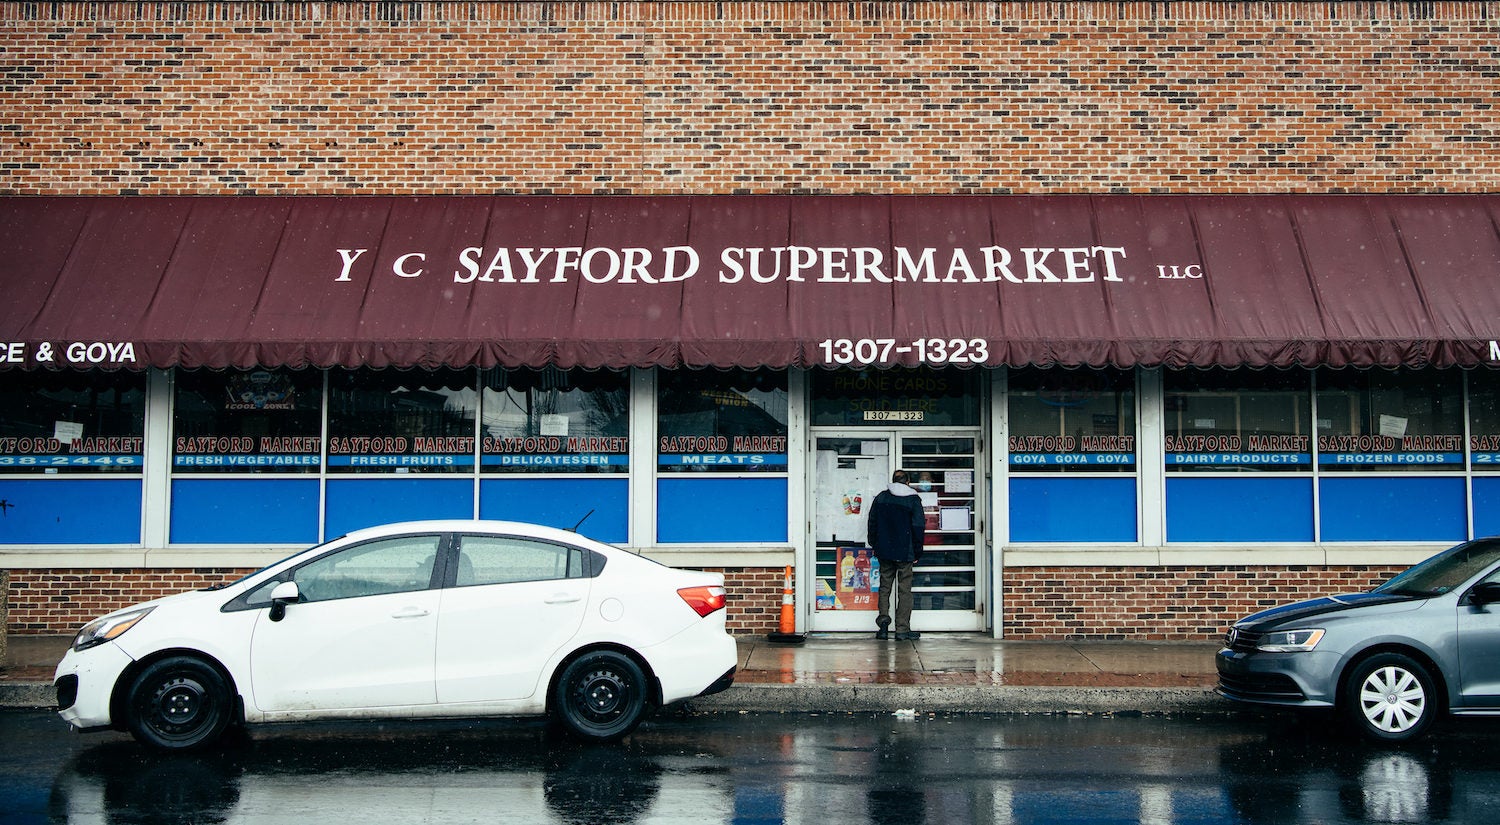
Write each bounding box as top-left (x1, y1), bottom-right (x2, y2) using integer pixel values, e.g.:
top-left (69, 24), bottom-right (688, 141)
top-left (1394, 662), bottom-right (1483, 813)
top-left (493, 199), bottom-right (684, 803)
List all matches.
top-left (125, 655), bottom-right (234, 750)
top-left (553, 650), bottom-right (648, 741)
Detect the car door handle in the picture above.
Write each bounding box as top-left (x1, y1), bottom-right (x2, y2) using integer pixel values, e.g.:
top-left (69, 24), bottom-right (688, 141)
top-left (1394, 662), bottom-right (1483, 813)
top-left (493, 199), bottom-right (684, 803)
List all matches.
top-left (544, 594), bottom-right (582, 604)
top-left (390, 607), bottom-right (431, 619)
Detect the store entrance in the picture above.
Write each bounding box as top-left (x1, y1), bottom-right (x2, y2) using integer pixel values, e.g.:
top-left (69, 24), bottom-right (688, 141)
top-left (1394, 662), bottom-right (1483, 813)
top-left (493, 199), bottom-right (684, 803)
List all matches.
top-left (808, 431), bottom-right (985, 633)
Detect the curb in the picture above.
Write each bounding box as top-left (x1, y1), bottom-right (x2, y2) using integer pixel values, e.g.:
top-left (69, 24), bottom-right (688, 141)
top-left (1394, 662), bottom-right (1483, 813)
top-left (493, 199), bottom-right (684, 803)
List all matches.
top-left (0, 682), bottom-right (54, 710)
top-left (4, 679), bottom-right (1233, 716)
top-left (687, 683), bottom-right (1228, 715)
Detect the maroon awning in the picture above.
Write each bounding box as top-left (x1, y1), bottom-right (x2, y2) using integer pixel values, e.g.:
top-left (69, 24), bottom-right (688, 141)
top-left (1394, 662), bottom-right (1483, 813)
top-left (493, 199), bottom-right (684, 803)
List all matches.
top-left (3, 194), bottom-right (1498, 371)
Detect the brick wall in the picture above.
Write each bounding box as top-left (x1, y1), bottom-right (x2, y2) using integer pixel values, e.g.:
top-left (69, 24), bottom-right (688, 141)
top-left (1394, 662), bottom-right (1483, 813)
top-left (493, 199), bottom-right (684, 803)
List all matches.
top-left (6, 566), bottom-right (785, 636)
top-left (7, 563), bottom-right (1412, 640)
top-left (2, 2), bottom-right (1494, 640)
top-left (1001, 565), bottom-right (1407, 641)
top-left (0, 1), bottom-right (1495, 196)
top-left (711, 566), bottom-right (786, 636)
top-left (6, 568), bottom-right (255, 634)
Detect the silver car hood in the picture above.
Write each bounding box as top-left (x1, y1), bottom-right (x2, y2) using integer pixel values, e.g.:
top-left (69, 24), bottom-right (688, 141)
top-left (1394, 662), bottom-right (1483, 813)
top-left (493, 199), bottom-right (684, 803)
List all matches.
top-left (1237, 591), bottom-right (1418, 629)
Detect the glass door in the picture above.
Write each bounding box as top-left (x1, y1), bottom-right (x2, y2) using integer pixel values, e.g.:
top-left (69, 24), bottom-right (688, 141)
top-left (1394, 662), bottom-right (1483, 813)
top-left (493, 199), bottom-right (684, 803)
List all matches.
top-left (811, 434), bottom-right (891, 631)
top-left (902, 435), bottom-right (982, 630)
top-left (809, 432), bottom-right (984, 632)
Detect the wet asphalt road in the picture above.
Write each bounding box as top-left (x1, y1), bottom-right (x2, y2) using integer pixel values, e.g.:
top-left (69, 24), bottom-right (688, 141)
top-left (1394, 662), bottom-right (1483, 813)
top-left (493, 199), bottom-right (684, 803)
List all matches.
top-left (5, 708), bottom-right (1500, 824)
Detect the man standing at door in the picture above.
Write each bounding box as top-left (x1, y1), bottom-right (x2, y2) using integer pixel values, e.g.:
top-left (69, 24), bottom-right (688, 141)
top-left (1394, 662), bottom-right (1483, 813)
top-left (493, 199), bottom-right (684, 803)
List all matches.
top-left (867, 469), bottom-right (926, 640)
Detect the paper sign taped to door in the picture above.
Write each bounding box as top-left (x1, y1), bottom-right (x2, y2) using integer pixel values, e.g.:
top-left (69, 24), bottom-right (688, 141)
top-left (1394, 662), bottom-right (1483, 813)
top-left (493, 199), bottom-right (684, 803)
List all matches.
top-left (939, 507), bottom-right (970, 531)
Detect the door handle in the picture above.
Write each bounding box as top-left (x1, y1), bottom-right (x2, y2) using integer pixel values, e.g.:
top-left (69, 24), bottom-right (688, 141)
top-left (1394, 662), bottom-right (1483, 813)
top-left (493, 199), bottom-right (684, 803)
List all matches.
top-left (544, 594), bottom-right (582, 604)
top-left (390, 607), bottom-right (431, 619)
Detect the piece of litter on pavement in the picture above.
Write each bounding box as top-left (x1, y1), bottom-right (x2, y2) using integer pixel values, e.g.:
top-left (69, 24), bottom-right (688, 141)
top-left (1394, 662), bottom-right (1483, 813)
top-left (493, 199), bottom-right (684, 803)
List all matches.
top-left (893, 708), bottom-right (917, 718)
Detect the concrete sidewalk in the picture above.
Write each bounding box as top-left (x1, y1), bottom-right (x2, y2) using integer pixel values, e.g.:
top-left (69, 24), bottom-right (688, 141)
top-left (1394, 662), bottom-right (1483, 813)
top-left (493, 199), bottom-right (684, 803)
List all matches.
top-left (696, 633), bottom-right (1224, 715)
top-left (0, 633), bottom-right (1228, 715)
top-left (1, 635), bottom-right (68, 709)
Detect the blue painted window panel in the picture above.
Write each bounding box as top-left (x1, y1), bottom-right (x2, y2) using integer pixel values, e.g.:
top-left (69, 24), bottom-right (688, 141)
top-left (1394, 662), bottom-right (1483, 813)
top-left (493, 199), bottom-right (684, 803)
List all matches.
top-left (0, 479), bottom-right (141, 544)
top-left (1010, 477), bottom-right (1137, 543)
top-left (479, 478), bottom-right (628, 544)
top-left (1012, 790), bottom-right (1139, 824)
top-left (325, 478), bottom-right (474, 538)
top-left (1474, 477), bottom-right (1500, 539)
top-left (171, 479), bottom-right (318, 544)
top-left (1166, 477), bottom-right (1314, 542)
top-left (1320, 476), bottom-right (1467, 542)
top-left (657, 477), bottom-right (788, 543)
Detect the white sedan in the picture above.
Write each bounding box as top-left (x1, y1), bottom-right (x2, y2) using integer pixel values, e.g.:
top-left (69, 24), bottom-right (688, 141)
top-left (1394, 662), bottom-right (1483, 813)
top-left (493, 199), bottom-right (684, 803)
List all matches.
top-left (54, 520), bottom-right (738, 749)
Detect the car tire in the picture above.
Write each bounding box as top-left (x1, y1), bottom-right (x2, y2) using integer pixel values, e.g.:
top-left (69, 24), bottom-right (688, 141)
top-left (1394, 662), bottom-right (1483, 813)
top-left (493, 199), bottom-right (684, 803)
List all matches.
top-left (1341, 652), bottom-right (1438, 744)
top-left (552, 650), bottom-right (648, 741)
top-left (125, 655), bottom-right (234, 750)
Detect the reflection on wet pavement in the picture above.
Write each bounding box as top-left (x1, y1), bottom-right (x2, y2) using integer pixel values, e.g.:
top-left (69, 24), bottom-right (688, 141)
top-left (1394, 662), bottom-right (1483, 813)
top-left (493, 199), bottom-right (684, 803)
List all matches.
top-left (23, 711), bottom-right (1500, 825)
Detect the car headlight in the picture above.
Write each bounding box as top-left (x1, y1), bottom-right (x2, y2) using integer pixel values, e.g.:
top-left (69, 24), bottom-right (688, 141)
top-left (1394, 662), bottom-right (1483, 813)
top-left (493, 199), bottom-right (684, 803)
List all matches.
top-left (1257, 628), bottom-right (1325, 652)
top-left (72, 606), bottom-right (155, 652)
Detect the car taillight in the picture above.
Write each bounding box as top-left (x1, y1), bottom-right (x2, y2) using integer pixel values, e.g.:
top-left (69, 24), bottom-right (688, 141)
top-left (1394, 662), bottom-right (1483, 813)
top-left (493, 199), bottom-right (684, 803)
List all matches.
top-left (678, 585), bottom-right (726, 617)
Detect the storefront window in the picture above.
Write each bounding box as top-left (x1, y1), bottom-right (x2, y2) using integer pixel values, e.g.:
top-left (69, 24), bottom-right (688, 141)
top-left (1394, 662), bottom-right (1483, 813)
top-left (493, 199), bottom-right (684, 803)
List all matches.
top-left (810, 367), bottom-right (979, 427)
top-left (658, 369), bottom-right (788, 472)
top-left (328, 368), bottom-right (477, 473)
top-left (1470, 374), bottom-right (1500, 469)
top-left (0, 370), bottom-right (146, 473)
top-left (1316, 369), bottom-right (1463, 471)
top-left (481, 368), bottom-right (629, 474)
top-left (1008, 368), bottom-right (1136, 472)
top-left (1164, 369), bottom-right (1311, 472)
top-left (172, 369), bottom-right (323, 472)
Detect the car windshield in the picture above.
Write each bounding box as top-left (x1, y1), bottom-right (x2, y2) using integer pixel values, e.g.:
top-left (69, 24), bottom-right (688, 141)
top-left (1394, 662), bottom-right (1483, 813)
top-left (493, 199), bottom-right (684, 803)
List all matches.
top-left (204, 535), bottom-right (349, 591)
top-left (1374, 539), bottom-right (1500, 597)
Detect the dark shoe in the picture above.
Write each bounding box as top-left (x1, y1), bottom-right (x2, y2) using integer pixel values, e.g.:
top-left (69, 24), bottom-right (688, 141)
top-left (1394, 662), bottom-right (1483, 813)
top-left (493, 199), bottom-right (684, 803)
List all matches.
top-left (875, 629), bottom-right (890, 640)
top-left (895, 631), bottom-right (921, 641)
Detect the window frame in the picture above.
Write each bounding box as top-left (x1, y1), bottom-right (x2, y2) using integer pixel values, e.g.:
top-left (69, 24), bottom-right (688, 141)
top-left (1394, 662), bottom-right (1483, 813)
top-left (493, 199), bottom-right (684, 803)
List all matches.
top-left (450, 532), bottom-right (602, 587)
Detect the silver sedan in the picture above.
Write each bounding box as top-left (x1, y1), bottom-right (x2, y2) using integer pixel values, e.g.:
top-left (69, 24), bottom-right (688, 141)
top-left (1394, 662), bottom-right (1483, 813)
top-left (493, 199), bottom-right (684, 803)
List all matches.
top-left (1218, 538), bottom-right (1500, 743)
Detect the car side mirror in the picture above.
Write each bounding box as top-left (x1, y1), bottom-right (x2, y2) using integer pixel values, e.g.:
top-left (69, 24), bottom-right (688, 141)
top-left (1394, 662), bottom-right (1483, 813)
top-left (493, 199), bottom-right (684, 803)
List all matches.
top-left (268, 580), bottom-right (301, 622)
top-left (1470, 581), bottom-right (1500, 606)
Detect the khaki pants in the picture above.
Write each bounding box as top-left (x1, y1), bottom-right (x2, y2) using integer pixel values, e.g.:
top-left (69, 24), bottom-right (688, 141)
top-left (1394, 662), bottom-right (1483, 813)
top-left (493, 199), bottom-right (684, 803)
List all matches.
top-left (876, 559), bottom-right (916, 633)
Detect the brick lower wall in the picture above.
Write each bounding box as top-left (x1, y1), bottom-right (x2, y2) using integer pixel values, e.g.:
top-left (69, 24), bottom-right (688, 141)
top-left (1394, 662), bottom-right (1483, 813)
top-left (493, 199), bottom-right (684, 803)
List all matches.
top-left (5, 568), bottom-right (257, 635)
top-left (1001, 565), bottom-right (1407, 641)
top-left (707, 567), bottom-right (786, 637)
top-left (4, 566), bottom-right (786, 637)
top-left (8, 563), bottom-right (1407, 640)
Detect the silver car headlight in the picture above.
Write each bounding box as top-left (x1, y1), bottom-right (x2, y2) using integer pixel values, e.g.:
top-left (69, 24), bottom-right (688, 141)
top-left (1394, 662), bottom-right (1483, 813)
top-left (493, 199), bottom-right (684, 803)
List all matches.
top-left (72, 606), bottom-right (155, 652)
top-left (1257, 628), bottom-right (1325, 653)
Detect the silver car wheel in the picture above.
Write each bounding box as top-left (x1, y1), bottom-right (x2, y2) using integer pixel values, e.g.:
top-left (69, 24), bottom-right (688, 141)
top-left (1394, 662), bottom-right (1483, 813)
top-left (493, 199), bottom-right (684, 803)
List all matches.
top-left (1359, 665), bottom-right (1427, 734)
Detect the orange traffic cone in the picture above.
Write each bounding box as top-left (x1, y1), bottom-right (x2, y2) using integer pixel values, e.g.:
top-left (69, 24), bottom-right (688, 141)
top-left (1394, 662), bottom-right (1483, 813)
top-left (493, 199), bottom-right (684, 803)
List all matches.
top-left (767, 564), bottom-right (805, 644)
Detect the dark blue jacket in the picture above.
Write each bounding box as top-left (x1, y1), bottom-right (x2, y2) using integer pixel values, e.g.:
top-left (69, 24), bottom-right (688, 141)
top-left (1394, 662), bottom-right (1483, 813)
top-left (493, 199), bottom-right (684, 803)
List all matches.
top-left (867, 483), bottom-right (926, 563)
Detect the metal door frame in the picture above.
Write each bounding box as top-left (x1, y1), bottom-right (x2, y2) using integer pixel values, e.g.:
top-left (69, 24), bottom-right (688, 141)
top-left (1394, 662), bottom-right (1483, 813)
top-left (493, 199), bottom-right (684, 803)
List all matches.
top-left (805, 428), bottom-right (987, 633)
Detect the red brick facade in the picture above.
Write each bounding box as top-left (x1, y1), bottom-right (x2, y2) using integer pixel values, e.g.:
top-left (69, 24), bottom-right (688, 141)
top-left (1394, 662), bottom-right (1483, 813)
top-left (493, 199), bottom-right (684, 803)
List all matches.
top-left (2, 2), bottom-right (1496, 196)
top-left (5, 568), bottom-right (255, 634)
top-left (6, 563), bottom-right (1412, 639)
top-left (1000, 565), bottom-right (1408, 641)
top-left (712, 567), bottom-right (786, 636)
top-left (5, 566), bottom-right (784, 637)
top-left (3, 1), bottom-right (1496, 639)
